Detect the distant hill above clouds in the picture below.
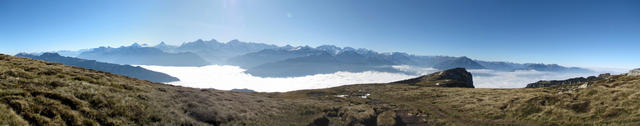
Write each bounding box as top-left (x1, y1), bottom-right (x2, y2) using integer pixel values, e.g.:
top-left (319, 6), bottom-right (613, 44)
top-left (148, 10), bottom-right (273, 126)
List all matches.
top-left (16, 53), bottom-right (179, 83)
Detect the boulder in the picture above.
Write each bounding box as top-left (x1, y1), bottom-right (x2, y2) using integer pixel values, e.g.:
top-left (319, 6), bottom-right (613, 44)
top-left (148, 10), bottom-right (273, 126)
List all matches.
top-left (629, 68), bottom-right (640, 76)
top-left (393, 68), bottom-right (474, 88)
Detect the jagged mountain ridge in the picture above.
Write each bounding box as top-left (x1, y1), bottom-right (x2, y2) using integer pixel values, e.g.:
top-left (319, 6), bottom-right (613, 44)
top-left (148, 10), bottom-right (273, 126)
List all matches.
top-left (16, 53), bottom-right (179, 83)
top-left (158, 39), bottom-right (279, 64)
top-left (232, 45), bottom-right (590, 77)
top-left (78, 44), bottom-right (210, 66)
top-left (244, 51), bottom-right (404, 77)
top-left (226, 46), bottom-right (329, 68)
top-left (59, 39), bottom-right (590, 77)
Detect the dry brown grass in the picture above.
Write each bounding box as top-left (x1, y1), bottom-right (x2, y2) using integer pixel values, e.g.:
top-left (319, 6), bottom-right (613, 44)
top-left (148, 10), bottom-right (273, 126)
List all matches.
top-left (269, 75), bottom-right (640, 125)
top-left (2, 54), bottom-right (640, 125)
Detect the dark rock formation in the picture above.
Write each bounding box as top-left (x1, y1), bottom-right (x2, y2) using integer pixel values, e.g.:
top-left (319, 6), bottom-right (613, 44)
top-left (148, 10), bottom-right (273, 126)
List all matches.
top-left (393, 68), bottom-right (474, 88)
top-left (525, 73), bottom-right (612, 88)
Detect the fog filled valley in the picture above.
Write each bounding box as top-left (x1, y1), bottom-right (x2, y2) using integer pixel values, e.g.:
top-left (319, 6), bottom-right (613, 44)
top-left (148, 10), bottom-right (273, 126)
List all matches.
top-left (14, 39), bottom-right (622, 92)
top-left (139, 64), bottom-right (619, 92)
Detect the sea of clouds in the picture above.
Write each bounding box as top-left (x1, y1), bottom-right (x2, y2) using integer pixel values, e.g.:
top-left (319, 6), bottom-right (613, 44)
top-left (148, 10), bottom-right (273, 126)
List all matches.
top-left (139, 65), bottom-right (415, 92)
top-left (140, 65), bottom-right (626, 92)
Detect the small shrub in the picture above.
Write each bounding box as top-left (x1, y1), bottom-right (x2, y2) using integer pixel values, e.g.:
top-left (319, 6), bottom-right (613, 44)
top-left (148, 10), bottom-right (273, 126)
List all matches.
top-left (31, 91), bottom-right (84, 110)
top-left (3, 69), bottom-right (35, 79)
top-left (73, 76), bottom-right (95, 83)
top-left (48, 80), bottom-right (68, 87)
top-left (38, 69), bottom-right (59, 76)
top-left (566, 101), bottom-right (590, 113)
top-left (23, 67), bottom-right (39, 72)
top-left (515, 103), bottom-right (542, 118)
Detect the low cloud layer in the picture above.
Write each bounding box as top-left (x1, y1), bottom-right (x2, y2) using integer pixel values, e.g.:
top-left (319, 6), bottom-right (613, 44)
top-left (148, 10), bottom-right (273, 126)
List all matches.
top-left (470, 69), bottom-right (600, 88)
top-left (140, 65), bottom-right (415, 92)
top-left (140, 65), bottom-right (625, 92)
top-left (395, 65), bottom-right (625, 88)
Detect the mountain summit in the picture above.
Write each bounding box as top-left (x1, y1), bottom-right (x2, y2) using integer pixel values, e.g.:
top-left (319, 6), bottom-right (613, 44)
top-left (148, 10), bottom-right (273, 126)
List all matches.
top-left (393, 68), bottom-right (474, 88)
top-left (432, 57), bottom-right (486, 70)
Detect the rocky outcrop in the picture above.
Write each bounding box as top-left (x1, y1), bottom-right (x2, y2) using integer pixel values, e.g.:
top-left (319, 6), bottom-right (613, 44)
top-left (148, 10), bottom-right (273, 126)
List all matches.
top-left (525, 73), bottom-right (612, 88)
top-left (393, 68), bottom-right (474, 88)
top-left (628, 68), bottom-right (640, 76)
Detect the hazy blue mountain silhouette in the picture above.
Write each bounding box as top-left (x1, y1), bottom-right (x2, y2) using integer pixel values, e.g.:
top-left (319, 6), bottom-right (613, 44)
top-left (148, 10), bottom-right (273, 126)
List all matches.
top-left (474, 60), bottom-right (525, 71)
top-left (78, 43), bottom-right (209, 66)
top-left (16, 53), bottom-right (179, 83)
top-left (517, 63), bottom-right (591, 72)
top-left (245, 51), bottom-right (404, 77)
top-left (44, 39), bottom-right (592, 77)
top-left (158, 39), bottom-right (278, 64)
top-left (229, 44), bottom-right (590, 77)
top-left (233, 45), bottom-right (483, 77)
top-left (227, 46), bottom-right (331, 68)
top-left (21, 49), bottom-right (89, 58)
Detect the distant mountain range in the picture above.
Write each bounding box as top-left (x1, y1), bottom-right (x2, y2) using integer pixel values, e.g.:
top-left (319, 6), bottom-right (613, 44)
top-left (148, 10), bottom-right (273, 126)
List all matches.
top-left (155, 39), bottom-right (278, 64)
top-left (77, 43), bottom-right (209, 66)
top-left (16, 53), bottom-right (179, 83)
top-left (227, 46), bottom-right (329, 68)
top-left (245, 50), bottom-right (404, 77)
top-left (44, 39), bottom-right (592, 77)
top-left (233, 45), bottom-right (590, 77)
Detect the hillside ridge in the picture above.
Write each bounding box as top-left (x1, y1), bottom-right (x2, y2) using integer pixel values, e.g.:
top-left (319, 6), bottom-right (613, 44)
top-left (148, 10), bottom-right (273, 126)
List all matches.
top-left (15, 52), bottom-right (179, 83)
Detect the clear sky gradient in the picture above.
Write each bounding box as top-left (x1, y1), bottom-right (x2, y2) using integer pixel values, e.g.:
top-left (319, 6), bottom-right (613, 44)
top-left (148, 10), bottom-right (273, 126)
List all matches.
top-left (1, 0), bottom-right (638, 68)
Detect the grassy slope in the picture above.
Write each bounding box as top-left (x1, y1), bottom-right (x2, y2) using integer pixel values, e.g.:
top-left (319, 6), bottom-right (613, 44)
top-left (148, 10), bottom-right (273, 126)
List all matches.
top-left (2, 54), bottom-right (640, 125)
top-left (0, 54), bottom-right (310, 126)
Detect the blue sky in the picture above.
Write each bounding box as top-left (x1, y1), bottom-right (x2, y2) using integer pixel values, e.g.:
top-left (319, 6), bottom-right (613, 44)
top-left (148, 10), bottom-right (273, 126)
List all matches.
top-left (1, 0), bottom-right (638, 68)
